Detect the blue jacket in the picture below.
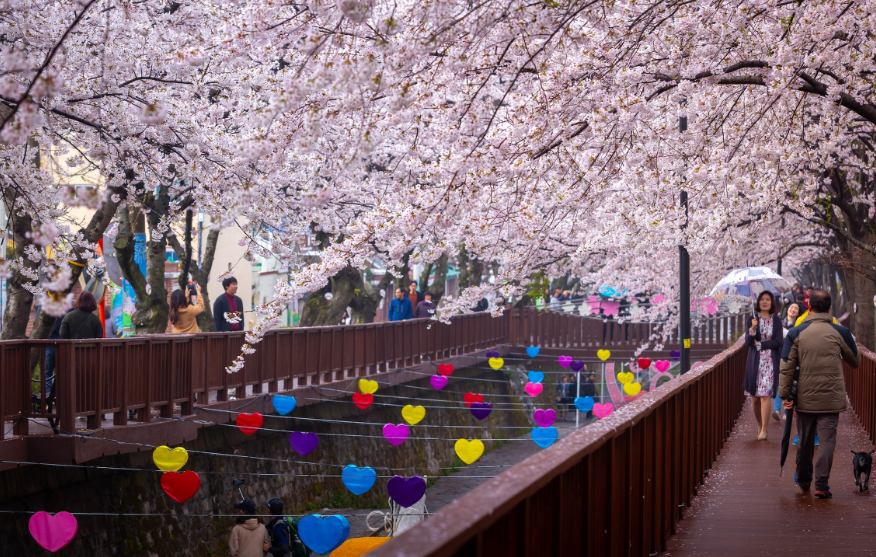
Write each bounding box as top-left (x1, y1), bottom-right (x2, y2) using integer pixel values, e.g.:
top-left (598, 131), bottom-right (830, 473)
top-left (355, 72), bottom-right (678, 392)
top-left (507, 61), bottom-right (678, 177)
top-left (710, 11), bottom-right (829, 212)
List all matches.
top-left (389, 297), bottom-right (413, 321)
top-left (266, 516), bottom-right (290, 557)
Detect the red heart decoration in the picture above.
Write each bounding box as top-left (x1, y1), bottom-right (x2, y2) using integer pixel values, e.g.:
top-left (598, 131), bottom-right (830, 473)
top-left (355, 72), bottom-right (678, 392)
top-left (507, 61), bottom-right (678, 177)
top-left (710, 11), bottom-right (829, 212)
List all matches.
top-left (236, 413), bottom-right (263, 435)
top-left (637, 358), bottom-right (652, 370)
top-left (352, 392), bottom-right (374, 410)
top-left (437, 364), bottom-right (454, 377)
top-left (161, 471), bottom-right (201, 503)
top-left (463, 392), bottom-right (484, 407)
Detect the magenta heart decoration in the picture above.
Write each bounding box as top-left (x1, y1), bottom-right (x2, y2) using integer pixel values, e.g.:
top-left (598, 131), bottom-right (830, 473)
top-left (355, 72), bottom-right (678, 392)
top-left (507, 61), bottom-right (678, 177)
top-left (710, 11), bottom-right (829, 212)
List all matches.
top-left (533, 408), bottom-right (556, 428)
top-left (289, 431), bottom-right (319, 456)
top-left (558, 356), bottom-right (572, 368)
top-left (569, 360), bottom-right (584, 373)
top-left (593, 403), bottom-right (615, 419)
top-left (430, 374), bottom-right (448, 390)
top-left (387, 475), bottom-right (426, 508)
top-left (524, 382), bottom-right (543, 397)
top-left (29, 511), bottom-right (78, 552)
top-left (382, 423), bottom-right (410, 446)
top-left (470, 402), bottom-right (492, 420)
top-left (655, 360), bottom-right (670, 372)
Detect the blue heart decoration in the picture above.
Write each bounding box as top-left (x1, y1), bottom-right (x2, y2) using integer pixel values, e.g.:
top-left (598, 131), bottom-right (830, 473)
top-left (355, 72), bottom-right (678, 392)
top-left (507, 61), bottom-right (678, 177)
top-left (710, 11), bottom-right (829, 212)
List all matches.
top-left (527, 371), bottom-right (545, 384)
top-left (272, 395), bottom-right (297, 415)
top-left (531, 427), bottom-right (559, 449)
top-left (526, 346), bottom-right (540, 358)
top-left (574, 396), bottom-right (595, 412)
top-left (341, 465), bottom-right (377, 495)
top-left (298, 514), bottom-right (350, 555)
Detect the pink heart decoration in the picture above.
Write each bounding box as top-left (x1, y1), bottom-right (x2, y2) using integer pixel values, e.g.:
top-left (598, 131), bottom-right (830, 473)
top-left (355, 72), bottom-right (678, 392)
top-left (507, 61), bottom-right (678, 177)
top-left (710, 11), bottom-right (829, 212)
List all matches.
top-left (593, 403), bottom-right (615, 419)
top-left (558, 356), bottom-right (572, 368)
top-left (29, 511), bottom-right (78, 552)
top-left (383, 423), bottom-right (410, 446)
top-left (430, 374), bottom-right (448, 390)
top-left (655, 360), bottom-right (670, 372)
top-left (524, 382), bottom-right (543, 397)
top-left (533, 408), bottom-right (556, 428)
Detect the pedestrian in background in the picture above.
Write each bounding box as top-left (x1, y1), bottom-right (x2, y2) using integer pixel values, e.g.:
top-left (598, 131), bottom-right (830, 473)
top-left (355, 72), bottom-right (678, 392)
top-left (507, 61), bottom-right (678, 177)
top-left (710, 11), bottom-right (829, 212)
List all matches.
top-left (408, 281), bottom-right (421, 309)
top-left (214, 276), bottom-right (244, 332)
top-left (229, 499), bottom-right (268, 557)
top-left (743, 291), bottom-right (783, 441)
top-left (582, 371), bottom-right (597, 419)
top-left (414, 291), bottom-right (436, 318)
top-left (263, 498), bottom-right (291, 557)
top-left (60, 292), bottom-right (104, 340)
top-left (170, 283), bottom-right (204, 333)
top-left (389, 287), bottom-right (413, 321)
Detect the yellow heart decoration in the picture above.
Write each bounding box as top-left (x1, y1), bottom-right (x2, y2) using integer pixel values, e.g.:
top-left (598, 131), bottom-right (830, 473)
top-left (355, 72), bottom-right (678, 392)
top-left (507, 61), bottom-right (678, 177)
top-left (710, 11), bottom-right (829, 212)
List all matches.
top-left (488, 357), bottom-right (504, 370)
top-left (597, 349), bottom-right (611, 361)
top-left (455, 439), bottom-right (485, 465)
top-left (623, 382), bottom-right (642, 396)
top-left (153, 446), bottom-right (188, 471)
top-left (617, 371), bottom-right (634, 385)
top-left (401, 405), bottom-right (426, 425)
top-left (358, 379), bottom-right (378, 394)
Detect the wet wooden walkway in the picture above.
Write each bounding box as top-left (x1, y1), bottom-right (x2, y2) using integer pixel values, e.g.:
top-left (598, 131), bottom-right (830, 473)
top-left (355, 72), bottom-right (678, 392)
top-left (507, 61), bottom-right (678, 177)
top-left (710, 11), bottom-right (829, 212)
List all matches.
top-left (664, 397), bottom-right (876, 556)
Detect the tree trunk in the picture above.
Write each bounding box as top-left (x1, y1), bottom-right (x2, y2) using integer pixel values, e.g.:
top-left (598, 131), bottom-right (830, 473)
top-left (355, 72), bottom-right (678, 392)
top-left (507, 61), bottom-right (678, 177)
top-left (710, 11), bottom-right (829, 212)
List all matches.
top-left (0, 192), bottom-right (36, 339)
top-left (115, 207), bottom-right (169, 335)
top-left (168, 216), bottom-right (218, 331)
top-left (848, 241), bottom-right (876, 349)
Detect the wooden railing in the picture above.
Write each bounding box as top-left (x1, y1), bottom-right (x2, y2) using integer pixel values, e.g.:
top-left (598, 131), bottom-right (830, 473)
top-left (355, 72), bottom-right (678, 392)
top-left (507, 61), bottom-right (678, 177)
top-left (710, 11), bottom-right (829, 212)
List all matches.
top-left (844, 344), bottom-right (876, 442)
top-left (368, 339), bottom-right (747, 557)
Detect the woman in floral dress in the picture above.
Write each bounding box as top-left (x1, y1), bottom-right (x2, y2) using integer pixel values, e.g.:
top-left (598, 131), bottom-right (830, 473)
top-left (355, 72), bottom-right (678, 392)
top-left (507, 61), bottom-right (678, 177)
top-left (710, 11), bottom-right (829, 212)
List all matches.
top-left (743, 291), bottom-right (784, 440)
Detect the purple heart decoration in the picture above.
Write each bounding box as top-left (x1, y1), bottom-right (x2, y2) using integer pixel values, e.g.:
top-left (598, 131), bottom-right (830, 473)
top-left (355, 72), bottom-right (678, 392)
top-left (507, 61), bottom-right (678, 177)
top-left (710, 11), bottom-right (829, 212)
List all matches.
top-left (558, 355), bottom-right (572, 368)
top-left (670, 350), bottom-right (680, 361)
top-left (486, 350), bottom-right (501, 359)
top-left (430, 374), bottom-right (448, 390)
top-left (382, 423), bottom-right (410, 446)
top-left (533, 408), bottom-right (556, 428)
top-left (570, 360), bottom-right (584, 373)
top-left (470, 402), bottom-right (492, 420)
top-left (387, 475), bottom-right (426, 508)
top-left (289, 431), bottom-right (319, 456)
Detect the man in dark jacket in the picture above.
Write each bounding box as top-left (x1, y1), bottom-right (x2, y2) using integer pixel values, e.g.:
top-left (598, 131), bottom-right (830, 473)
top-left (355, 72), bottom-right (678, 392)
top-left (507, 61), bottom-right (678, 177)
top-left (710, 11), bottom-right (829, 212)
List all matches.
top-left (263, 498), bottom-right (291, 557)
top-left (414, 292), bottom-right (436, 319)
top-left (779, 290), bottom-right (860, 499)
top-left (582, 371), bottom-right (597, 419)
top-left (213, 276), bottom-right (245, 332)
top-left (388, 287), bottom-right (412, 321)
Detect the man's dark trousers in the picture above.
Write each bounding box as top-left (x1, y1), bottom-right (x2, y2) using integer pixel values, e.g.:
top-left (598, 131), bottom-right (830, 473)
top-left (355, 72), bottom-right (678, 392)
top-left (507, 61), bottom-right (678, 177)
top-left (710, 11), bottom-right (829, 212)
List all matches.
top-left (795, 412), bottom-right (839, 491)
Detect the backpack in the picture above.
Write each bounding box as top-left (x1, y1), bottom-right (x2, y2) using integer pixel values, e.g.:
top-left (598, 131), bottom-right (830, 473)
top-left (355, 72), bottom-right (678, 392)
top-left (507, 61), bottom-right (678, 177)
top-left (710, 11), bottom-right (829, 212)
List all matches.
top-left (284, 517), bottom-right (312, 557)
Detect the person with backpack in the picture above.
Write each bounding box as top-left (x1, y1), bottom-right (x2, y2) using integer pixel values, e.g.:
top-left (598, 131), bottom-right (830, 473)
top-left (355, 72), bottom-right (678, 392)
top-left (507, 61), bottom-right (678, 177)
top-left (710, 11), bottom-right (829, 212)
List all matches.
top-left (263, 497), bottom-right (310, 557)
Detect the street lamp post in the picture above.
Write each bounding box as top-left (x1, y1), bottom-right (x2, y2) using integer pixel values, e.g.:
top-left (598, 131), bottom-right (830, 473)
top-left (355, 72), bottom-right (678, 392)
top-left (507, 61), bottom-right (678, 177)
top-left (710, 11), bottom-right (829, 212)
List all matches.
top-left (679, 116), bottom-right (691, 374)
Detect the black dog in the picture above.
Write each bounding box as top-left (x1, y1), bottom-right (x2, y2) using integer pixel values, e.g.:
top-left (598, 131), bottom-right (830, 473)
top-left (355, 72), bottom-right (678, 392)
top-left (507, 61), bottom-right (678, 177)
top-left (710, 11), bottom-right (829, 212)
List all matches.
top-left (851, 450), bottom-right (874, 492)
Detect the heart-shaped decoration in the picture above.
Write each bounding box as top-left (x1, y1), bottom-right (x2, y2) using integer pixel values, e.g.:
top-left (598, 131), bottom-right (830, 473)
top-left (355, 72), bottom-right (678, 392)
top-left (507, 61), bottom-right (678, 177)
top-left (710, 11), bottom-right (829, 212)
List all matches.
top-left (358, 379), bottom-right (378, 394)
top-left (161, 471), bottom-right (201, 503)
top-left (341, 465), bottom-right (377, 495)
top-left (655, 360), bottom-right (670, 372)
top-left (352, 392), bottom-right (373, 410)
top-left (593, 403), bottom-right (615, 419)
top-left (488, 357), bottom-right (504, 370)
top-left (289, 431), bottom-right (319, 455)
top-left (526, 346), bottom-right (540, 358)
top-left (386, 475), bottom-right (426, 508)
top-left (570, 360), bottom-right (585, 373)
top-left (430, 375), bottom-right (448, 390)
top-left (236, 413), bottom-right (263, 435)
top-left (470, 402), bottom-right (492, 420)
top-left (401, 405), bottom-right (426, 425)
top-left (463, 392), bottom-right (483, 407)
top-left (28, 511), bottom-right (78, 552)
top-left (574, 396), bottom-right (595, 412)
top-left (637, 358), bottom-right (652, 370)
top-left (527, 371), bottom-right (544, 383)
top-left (152, 446), bottom-right (188, 471)
top-left (454, 439), bottom-right (485, 465)
top-left (558, 356), bottom-right (572, 368)
top-left (623, 382), bottom-right (642, 396)
top-left (486, 350), bottom-right (501, 359)
top-left (617, 371), bottom-right (634, 384)
top-left (533, 408), bottom-right (556, 428)
top-left (437, 363), bottom-right (454, 376)
top-left (272, 395), bottom-right (297, 415)
top-left (524, 382), bottom-right (543, 397)
top-left (597, 349), bottom-right (611, 361)
top-left (531, 427), bottom-right (559, 448)
top-left (382, 423), bottom-right (410, 446)
top-left (298, 514), bottom-right (351, 555)
top-left (670, 349), bottom-right (680, 361)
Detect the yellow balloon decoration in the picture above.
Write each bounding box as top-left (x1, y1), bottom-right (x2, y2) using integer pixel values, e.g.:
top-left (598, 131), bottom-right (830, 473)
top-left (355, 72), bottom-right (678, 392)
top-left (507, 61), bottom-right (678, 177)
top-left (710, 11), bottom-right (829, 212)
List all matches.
top-left (152, 446), bottom-right (188, 471)
top-left (401, 405), bottom-right (426, 425)
top-left (488, 357), bottom-right (504, 370)
top-left (455, 439), bottom-right (485, 465)
top-left (358, 379), bottom-right (378, 394)
top-left (616, 371), bottom-right (634, 384)
top-left (623, 382), bottom-right (642, 396)
top-left (597, 349), bottom-right (611, 361)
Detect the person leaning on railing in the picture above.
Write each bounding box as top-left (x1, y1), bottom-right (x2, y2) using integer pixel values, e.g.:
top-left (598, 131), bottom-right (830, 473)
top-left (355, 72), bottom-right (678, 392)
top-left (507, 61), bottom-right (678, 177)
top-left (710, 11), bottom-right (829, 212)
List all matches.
top-left (60, 292), bottom-right (104, 340)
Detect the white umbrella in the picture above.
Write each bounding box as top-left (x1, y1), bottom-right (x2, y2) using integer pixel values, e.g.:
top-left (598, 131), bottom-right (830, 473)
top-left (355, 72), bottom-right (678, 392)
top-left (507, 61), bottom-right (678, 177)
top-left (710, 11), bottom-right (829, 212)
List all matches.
top-left (709, 266), bottom-right (792, 300)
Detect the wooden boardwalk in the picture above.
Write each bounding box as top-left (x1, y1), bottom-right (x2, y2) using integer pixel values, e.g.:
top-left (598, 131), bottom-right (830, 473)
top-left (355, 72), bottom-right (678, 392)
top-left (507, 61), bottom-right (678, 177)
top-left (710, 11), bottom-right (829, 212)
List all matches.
top-left (664, 397), bottom-right (876, 556)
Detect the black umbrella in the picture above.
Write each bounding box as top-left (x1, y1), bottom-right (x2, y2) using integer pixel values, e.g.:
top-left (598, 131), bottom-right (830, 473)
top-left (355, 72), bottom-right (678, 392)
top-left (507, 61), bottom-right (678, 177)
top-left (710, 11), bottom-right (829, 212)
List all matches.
top-left (779, 377), bottom-right (798, 476)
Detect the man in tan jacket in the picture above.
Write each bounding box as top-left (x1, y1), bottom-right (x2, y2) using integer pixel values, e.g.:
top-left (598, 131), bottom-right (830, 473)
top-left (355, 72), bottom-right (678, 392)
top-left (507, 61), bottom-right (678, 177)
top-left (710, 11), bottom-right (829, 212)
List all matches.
top-left (779, 290), bottom-right (860, 499)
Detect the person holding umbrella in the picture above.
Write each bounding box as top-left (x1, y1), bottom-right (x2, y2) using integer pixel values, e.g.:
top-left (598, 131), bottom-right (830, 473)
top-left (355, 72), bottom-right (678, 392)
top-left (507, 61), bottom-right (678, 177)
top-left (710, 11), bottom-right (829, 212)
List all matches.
top-left (744, 291), bottom-right (784, 441)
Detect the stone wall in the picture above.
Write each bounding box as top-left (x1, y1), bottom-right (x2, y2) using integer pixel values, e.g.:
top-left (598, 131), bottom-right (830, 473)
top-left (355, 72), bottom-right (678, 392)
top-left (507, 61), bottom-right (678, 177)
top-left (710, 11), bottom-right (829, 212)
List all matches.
top-left (0, 366), bottom-right (530, 557)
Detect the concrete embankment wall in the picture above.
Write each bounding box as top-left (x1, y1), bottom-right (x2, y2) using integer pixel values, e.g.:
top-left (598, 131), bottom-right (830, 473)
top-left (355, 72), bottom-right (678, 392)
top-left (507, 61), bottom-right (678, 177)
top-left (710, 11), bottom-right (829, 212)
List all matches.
top-left (0, 366), bottom-right (531, 557)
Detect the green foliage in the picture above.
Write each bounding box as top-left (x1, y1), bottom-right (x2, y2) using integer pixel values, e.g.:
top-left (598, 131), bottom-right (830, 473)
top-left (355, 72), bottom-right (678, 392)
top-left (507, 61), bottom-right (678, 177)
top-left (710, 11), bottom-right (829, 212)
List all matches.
top-left (526, 270), bottom-right (550, 301)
